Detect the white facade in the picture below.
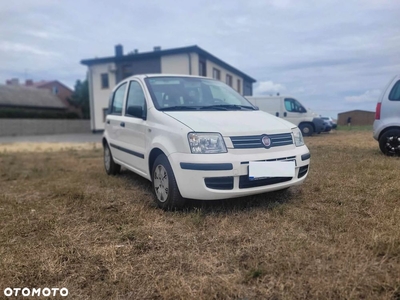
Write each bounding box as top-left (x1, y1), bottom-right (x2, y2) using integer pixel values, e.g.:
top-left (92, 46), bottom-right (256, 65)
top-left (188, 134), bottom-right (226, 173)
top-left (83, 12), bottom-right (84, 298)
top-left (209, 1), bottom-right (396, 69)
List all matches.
top-left (206, 60), bottom-right (243, 94)
top-left (88, 63), bottom-right (116, 131)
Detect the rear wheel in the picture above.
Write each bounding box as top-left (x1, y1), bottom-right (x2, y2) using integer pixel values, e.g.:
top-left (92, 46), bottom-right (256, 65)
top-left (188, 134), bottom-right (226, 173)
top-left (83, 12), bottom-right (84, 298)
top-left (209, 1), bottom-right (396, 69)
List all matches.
top-left (104, 143), bottom-right (121, 175)
top-left (379, 129), bottom-right (400, 156)
top-left (299, 124), bottom-right (314, 136)
top-left (152, 154), bottom-right (186, 210)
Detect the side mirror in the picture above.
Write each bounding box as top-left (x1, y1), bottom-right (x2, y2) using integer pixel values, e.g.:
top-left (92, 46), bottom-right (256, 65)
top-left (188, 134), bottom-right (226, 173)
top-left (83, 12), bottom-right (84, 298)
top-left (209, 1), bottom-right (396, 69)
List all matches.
top-left (127, 106), bottom-right (146, 120)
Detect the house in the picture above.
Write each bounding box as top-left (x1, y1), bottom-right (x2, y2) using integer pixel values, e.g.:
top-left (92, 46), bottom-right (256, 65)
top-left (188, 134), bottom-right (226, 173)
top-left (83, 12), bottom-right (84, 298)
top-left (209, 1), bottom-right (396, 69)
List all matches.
top-left (81, 45), bottom-right (257, 132)
top-left (337, 110), bottom-right (375, 126)
top-left (5, 78), bottom-right (82, 118)
top-left (0, 84), bottom-right (67, 115)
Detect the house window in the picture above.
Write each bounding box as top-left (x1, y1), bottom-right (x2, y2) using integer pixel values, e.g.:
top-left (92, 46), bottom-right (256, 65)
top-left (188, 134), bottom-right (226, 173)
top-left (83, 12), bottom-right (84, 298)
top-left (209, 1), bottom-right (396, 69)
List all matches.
top-left (52, 86), bottom-right (58, 95)
top-left (226, 74), bottom-right (232, 87)
top-left (101, 73), bottom-right (109, 89)
top-left (199, 60), bottom-right (206, 77)
top-left (212, 68), bottom-right (221, 80)
top-left (237, 79), bottom-right (241, 94)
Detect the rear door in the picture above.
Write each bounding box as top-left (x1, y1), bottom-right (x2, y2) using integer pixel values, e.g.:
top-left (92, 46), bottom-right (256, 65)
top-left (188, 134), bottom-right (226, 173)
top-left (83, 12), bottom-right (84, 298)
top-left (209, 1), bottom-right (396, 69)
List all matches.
top-left (118, 80), bottom-right (148, 176)
top-left (105, 82), bottom-right (128, 162)
top-left (380, 75), bottom-right (400, 123)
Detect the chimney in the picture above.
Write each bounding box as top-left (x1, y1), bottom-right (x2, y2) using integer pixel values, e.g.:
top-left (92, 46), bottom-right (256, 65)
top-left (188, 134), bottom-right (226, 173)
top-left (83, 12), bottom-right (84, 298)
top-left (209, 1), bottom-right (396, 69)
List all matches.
top-left (153, 46), bottom-right (161, 52)
top-left (25, 79), bottom-right (33, 86)
top-left (134, 49), bottom-right (139, 54)
top-left (115, 44), bottom-right (123, 57)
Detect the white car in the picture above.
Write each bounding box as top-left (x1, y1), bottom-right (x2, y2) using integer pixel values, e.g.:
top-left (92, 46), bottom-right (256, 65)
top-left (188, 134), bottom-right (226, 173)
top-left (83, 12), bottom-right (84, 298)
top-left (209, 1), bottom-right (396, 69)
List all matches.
top-left (373, 74), bottom-right (400, 156)
top-left (103, 74), bottom-right (310, 209)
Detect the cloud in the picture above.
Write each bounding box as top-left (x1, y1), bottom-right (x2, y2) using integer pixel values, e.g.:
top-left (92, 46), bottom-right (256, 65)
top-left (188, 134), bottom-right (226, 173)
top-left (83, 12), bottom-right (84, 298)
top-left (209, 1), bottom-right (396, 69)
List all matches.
top-left (0, 41), bottom-right (60, 57)
top-left (345, 89), bottom-right (381, 103)
top-left (254, 81), bottom-right (286, 95)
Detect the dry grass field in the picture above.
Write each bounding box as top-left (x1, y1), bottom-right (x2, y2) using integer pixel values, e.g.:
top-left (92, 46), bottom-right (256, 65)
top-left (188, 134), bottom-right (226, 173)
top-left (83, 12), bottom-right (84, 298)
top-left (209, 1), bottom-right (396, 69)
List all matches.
top-left (1, 130), bottom-right (400, 299)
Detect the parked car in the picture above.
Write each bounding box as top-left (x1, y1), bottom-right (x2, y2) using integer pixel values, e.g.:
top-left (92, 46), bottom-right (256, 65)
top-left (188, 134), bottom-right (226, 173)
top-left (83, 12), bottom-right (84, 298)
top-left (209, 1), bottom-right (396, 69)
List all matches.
top-left (321, 116), bottom-right (337, 129)
top-left (373, 74), bottom-right (400, 156)
top-left (246, 96), bottom-right (325, 136)
top-left (322, 120), bottom-right (332, 132)
top-left (103, 74), bottom-right (311, 209)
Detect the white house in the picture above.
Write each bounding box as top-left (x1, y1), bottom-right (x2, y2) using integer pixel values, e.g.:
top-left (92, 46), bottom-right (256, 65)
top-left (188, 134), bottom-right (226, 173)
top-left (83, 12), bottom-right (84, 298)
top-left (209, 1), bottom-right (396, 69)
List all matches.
top-left (81, 45), bottom-right (256, 132)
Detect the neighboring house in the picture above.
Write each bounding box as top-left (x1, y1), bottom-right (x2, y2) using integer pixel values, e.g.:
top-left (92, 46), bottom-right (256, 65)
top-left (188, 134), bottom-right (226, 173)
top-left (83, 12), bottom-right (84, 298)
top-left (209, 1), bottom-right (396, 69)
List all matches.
top-left (5, 78), bottom-right (83, 118)
top-left (81, 44), bottom-right (257, 132)
top-left (0, 84), bottom-right (67, 113)
top-left (337, 110), bottom-right (375, 126)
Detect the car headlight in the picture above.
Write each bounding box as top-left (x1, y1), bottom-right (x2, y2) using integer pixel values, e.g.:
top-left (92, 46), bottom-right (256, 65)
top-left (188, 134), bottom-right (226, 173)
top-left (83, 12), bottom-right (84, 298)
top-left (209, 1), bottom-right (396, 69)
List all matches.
top-left (292, 128), bottom-right (305, 147)
top-left (188, 132), bottom-right (227, 154)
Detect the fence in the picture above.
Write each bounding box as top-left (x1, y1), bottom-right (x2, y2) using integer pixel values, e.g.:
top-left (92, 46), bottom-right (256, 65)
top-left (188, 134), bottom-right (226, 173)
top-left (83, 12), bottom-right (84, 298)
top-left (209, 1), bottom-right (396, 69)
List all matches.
top-left (0, 119), bottom-right (91, 136)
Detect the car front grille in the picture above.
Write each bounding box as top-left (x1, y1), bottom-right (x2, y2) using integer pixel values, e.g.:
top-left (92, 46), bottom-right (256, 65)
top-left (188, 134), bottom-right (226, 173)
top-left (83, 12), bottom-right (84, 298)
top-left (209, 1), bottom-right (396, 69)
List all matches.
top-left (230, 133), bottom-right (293, 149)
top-left (239, 176), bottom-right (292, 189)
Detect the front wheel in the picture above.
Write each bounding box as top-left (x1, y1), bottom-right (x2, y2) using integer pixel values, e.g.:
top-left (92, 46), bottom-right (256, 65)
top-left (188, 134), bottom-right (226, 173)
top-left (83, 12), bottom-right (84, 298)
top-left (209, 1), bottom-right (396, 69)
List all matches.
top-left (379, 129), bottom-right (400, 156)
top-left (104, 143), bottom-right (121, 175)
top-left (152, 154), bottom-right (186, 210)
top-left (299, 124), bottom-right (314, 136)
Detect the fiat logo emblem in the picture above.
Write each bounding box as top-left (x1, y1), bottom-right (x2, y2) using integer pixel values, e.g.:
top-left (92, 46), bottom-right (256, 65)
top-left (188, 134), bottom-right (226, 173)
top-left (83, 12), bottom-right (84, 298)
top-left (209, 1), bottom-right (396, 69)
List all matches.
top-left (261, 135), bottom-right (271, 148)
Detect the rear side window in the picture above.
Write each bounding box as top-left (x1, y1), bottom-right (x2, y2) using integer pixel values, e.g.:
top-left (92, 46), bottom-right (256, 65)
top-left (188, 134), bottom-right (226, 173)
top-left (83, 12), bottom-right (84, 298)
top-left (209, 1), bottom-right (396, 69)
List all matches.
top-left (111, 83), bottom-right (127, 115)
top-left (389, 80), bottom-right (400, 101)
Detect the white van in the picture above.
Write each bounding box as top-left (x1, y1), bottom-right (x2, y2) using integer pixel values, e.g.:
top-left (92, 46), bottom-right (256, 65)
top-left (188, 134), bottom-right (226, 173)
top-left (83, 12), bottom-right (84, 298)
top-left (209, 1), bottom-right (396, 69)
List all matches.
top-left (246, 96), bottom-right (325, 136)
top-left (103, 74), bottom-right (311, 209)
top-left (373, 74), bottom-right (400, 156)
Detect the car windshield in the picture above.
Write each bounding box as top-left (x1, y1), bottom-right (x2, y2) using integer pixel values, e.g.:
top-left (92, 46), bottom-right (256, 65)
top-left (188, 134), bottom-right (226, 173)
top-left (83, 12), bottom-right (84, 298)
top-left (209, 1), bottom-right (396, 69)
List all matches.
top-left (144, 76), bottom-right (257, 111)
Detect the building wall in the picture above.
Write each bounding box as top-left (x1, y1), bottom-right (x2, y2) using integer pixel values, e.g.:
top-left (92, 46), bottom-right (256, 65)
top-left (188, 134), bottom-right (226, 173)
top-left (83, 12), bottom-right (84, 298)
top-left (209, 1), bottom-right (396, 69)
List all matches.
top-left (89, 63), bottom-right (117, 131)
top-left (337, 111), bottom-right (375, 126)
top-left (205, 60), bottom-right (245, 95)
top-left (116, 57), bottom-right (161, 83)
top-left (0, 119), bottom-right (90, 136)
top-left (161, 54), bottom-right (190, 74)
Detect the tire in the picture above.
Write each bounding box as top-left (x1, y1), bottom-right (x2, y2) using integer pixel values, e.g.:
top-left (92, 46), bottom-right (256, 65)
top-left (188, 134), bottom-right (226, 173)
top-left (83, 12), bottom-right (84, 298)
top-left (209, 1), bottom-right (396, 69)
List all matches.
top-left (379, 129), bottom-right (400, 156)
top-left (299, 124), bottom-right (314, 136)
top-left (152, 154), bottom-right (186, 210)
top-left (104, 143), bottom-right (121, 175)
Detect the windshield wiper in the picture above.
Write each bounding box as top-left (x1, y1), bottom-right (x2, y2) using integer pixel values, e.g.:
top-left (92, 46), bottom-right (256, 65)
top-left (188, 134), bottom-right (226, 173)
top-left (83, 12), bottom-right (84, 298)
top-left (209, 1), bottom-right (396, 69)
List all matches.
top-left (200, 104), bottom-right (256, 110)
top-left (159, 106), bottom-right (199, 111)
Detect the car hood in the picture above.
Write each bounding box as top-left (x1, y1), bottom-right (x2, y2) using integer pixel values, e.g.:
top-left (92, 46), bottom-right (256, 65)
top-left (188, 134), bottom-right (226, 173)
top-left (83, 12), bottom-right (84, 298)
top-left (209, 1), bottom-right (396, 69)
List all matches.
top-left (164, 110), bottom-right (296, 136)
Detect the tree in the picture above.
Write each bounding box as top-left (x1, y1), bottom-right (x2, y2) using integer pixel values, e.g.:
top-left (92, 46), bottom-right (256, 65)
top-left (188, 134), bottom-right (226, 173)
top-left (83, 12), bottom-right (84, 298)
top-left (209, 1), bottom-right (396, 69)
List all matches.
top-left (69, 79), bottom-right (90, 119)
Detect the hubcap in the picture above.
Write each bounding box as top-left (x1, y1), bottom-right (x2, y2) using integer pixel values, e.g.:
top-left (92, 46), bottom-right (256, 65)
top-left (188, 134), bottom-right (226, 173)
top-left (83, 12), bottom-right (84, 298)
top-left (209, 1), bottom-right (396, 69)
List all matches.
top-left (153, 164), bottom-right (169, 202)
top-left (303, 127), bottom-right (310, 134)
top-left (104, 147), bottom-right (111, 171)
top-left (385, 136), bottom-right (400, 154)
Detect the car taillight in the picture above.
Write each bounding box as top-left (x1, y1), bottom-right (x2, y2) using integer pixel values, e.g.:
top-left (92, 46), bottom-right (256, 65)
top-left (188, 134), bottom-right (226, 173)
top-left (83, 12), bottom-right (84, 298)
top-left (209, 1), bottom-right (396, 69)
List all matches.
top-left (375, 102), bottom-right (381, 120)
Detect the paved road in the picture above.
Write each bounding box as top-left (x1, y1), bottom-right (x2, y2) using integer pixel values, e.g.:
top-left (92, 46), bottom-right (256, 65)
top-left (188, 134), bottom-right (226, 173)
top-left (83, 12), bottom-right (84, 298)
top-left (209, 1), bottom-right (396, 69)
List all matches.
top-left (0, 133), bottom-right (102, 144)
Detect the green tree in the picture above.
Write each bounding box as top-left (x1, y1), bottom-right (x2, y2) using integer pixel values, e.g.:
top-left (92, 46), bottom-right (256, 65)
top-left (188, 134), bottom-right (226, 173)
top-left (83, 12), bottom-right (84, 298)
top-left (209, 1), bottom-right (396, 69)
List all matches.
top-left (69, 79), bottom-right (90, 119)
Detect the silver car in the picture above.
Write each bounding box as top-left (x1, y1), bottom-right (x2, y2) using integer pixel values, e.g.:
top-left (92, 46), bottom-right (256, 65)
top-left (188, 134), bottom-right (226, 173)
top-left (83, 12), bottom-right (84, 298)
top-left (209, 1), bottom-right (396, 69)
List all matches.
top-left (373, 74), bottom-right (400, 156)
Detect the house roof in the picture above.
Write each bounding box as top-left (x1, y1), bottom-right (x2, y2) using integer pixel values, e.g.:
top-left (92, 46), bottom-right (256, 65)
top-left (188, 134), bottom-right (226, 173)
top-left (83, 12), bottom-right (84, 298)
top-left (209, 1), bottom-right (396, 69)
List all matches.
top-left (31, 80), bottom-right (74, 92)
top-left (0, 85), bottom-right (67, 109)
top-left (81, 45), bottom-right (256, 83)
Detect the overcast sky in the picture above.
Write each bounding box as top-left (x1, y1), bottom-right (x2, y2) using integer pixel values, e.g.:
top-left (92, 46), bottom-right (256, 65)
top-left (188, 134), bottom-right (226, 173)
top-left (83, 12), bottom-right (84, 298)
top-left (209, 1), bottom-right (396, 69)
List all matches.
top-left (1, 0), bottom-right (399, 118)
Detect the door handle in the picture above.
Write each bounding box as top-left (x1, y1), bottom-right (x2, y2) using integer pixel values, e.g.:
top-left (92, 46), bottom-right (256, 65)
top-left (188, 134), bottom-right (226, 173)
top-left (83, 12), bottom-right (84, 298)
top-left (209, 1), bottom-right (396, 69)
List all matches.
top-left (120, 122), bottom-right (125, 127)
top-left (284, 112), bottom-right (287, 117)
top-left (106, 120), bottom-right (110, 124)
top-left (276, 112), bottom-right (279, 117)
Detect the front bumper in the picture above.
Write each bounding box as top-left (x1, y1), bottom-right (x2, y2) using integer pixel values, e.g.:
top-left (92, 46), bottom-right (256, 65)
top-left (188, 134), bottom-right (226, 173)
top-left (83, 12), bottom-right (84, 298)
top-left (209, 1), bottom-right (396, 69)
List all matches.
top-left (168, 146), bottom-right (310, 200)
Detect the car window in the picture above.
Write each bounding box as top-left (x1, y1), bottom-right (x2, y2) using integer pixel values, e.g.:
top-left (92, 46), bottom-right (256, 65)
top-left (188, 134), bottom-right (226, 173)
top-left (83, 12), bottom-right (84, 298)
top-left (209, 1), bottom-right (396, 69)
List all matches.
top-left (126, 81), bottom-right (146, 117)
top-left (145, 77), bottom-right (253, 110)
top-left (284, 98), bottom-right (306, 113)
top-left (389, 80), bottom-right (400, 101)
top-left (111, 83), bottom-right (127, 115)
